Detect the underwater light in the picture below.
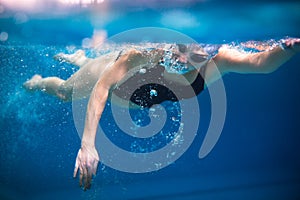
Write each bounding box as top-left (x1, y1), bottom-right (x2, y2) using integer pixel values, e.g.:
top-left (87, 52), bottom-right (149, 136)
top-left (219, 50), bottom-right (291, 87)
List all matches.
top-left (0, 0), bottom-right (105, 11)
top-left (0, 0), bottom-right (40, 11)
top-left (58, 0), bottom-right (104, 4)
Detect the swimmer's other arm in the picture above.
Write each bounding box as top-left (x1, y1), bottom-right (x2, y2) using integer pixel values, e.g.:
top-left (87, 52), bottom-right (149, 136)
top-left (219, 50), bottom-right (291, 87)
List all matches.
top-left (73, 49), bottom-right (163, 190)
top-left (213, 38), bottom-right (300, 74)
top-left (72, 56), bottom-right (127, 190)
top-left (72, 79), bottom-right (107, 190)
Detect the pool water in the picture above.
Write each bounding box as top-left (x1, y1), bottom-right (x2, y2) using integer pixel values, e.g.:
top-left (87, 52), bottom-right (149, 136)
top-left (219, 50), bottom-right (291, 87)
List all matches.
top-left (1, 1), bottom-right (300, 199)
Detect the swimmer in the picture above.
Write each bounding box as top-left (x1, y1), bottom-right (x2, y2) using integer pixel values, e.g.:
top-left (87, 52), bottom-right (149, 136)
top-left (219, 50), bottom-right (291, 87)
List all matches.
top-left (23, 38), bottom-right (300, 190)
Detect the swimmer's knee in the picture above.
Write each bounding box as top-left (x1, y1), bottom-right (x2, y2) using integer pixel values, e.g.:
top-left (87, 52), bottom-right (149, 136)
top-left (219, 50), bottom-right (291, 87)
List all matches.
top-left (57, 86), bottom-right (72, 102)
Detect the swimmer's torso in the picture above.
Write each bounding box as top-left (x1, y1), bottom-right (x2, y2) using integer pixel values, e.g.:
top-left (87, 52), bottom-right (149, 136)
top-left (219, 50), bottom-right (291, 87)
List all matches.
top-left (74, 46), bottom-right (208, 107)
top-left (113, 45), bottom-right (210, 108)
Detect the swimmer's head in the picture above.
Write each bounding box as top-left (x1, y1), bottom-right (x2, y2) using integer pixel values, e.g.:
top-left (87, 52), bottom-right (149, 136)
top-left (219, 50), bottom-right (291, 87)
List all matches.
top-left (174, 43), bottom-right (209, 70)
top-left (159, 43), bottom-right (209, 74)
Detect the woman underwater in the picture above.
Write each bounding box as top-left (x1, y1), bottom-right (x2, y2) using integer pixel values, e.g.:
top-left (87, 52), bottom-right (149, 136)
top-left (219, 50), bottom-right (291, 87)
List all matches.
top-left (24, 37), bottom-right (300, 190)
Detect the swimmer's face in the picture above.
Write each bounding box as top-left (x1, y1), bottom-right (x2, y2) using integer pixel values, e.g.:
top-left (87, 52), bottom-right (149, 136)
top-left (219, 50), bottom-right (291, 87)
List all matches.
top-left (174, 44), bottom-right (209, 68)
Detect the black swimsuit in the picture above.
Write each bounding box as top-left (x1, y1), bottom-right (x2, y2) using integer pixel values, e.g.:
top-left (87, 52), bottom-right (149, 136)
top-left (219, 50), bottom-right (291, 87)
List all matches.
top-left (112, 64), bottom-right (205, 108)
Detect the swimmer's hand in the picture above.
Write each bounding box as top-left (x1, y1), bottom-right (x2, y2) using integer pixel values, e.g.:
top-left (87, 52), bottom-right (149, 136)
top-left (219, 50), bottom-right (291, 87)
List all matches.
top-left (73, 145), bottom-right (99, 190)
top-left (282, 38), bottom-right (300, 52)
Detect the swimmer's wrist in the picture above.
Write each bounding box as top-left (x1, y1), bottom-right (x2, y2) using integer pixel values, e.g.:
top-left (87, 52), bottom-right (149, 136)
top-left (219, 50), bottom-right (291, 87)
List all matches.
top-left (80, 142), bottom-right (99, 160)
top-left (81, 138), bottom-right (95, 149)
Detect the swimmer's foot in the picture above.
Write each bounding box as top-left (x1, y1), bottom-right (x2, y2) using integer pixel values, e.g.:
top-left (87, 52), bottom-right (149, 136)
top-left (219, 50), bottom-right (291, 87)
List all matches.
top-left (23, 74), bottom-right (42, 91)
top-left (54, 50), bottom-right (87, 66)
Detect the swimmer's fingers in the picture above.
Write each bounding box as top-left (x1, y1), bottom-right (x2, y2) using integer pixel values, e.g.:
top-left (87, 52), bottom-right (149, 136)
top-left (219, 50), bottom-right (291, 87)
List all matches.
top-left (82, 166), bottom-right (89, 190)
top-left (84, 168), bottom-right (93, 190)
top-left (78, 165), bottom-right (93, 190)
top-left (291, 38), bottom-right (300, 52)
top-left (73, 164), bottom-right (79, 178)
top-left (83, 153), bottom-right (99, 190)
top-left (283, 38), bottom-right (300, 52)
top-left (91, 159), bottom-right (99, 176)
top-left (79, 166), bottom-right (84, 188)
top-left (73, 158), bottom-right (79, 178)
top-left (73, 149), bottom-right (81, 178)
top-left (73, 149), bottom-right (88, 190)
top-left (78, 164), bottom-right (88, 189)
top-left (85, 146), bottom-right (100, 176)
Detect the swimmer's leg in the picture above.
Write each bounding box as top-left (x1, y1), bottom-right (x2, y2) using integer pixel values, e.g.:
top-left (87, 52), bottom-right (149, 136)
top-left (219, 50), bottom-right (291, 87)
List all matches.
top-left (23, 74), bottom-right (72, 101)
top-left (54, 50), bottom-right (91, 68)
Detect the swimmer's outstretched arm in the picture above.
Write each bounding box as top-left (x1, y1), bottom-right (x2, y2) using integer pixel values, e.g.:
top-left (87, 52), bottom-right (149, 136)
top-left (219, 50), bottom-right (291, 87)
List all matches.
top-left (213, 38), bottom-right (300, 74)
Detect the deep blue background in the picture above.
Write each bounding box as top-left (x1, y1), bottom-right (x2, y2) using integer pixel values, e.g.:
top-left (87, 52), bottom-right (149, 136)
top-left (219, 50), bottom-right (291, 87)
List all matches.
top-left (0, 0), bottom-right (300, 199)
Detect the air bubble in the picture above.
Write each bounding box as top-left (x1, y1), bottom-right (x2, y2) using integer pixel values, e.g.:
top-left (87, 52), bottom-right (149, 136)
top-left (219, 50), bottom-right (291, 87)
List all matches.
top-left (0, 32), bottom-right (8, 42)
top-left (139, 68), bottom-right (146, 74)
top-left (14, 13), bottom-right (28, 24)
top-left (82, 38), bottom-right (91, 48)
top-left (150, 89), bottom-right (158, 97)
top-left (149, 107), bottom-right (156, 112)
top-left (154, 162), bottom-right (162, 169)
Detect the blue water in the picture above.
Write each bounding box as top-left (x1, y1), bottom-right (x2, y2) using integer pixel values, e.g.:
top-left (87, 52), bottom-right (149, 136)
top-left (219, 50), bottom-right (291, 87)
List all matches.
top-left (1, 1), bottom-right (300, 199)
